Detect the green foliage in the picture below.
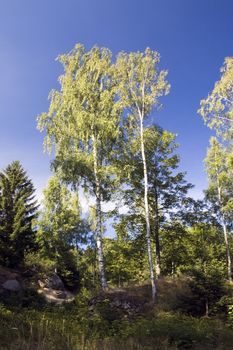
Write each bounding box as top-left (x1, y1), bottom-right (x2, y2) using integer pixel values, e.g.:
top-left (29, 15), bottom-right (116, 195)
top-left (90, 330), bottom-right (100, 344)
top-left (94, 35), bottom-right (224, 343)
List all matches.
top-left (37, 176), bottom-right (87, 260)
top-left (115, 48), bottom-right (170, 119)
top-left (160, 222), bottom-right (190, 276)
top-left (104, 232), bottom-right (147, 286)
top-left (205, 137), bottom-right (233, 221)
top-left (199, 57), bottom-right (233, 140)
top-left (185, 267), bottom-right (226, 316)
top-left (158, 220), bottom-right (227, 278)
top-left (0, 161), bottom-right (38, 267)
top-left (35, 176), bottom-right (88, 289)
top-left (37, 44), bottom-right (121, 199)
top-left (118, 126), bottom-right (191, 219)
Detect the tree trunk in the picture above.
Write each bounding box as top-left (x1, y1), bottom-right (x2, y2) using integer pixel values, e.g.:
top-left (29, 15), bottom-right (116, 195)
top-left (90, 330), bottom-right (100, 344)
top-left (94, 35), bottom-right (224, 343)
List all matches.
top-left (140, 117), bottom-right (156, 302)
top-left (93, 135), bottom-right (108, 290)
top-left (222, 217), bottom-right (232, 282)
top-left (205, 298), bottom-right (209, 317)
top-left (154, 186), bottom-right (161, 278)
top-left (54, 246), bottom-right (58, 274)
top-left (217, 183), bottom-right (232, 282)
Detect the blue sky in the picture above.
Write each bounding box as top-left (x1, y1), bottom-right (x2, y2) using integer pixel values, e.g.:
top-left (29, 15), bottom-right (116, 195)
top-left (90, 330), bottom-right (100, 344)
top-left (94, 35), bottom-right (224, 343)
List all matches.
top-left (0, 0), bottom-right (233, 203)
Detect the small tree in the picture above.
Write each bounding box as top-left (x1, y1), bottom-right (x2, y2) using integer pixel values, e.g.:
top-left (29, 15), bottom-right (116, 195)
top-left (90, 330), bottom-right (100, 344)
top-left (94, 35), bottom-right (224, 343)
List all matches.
top-left (37, 176), bottom-right (87, 266)
top-left (0, 161), bottom-right (38, 267)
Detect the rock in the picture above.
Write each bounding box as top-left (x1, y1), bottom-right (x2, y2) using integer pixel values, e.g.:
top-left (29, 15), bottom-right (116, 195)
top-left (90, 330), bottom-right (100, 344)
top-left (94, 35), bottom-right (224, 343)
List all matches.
top-left (2, 279), bottom-right (21, 292)
top-left (38, 280), bottom-right (46, 288)
top-left (88, 304), bottom-right (94, 311)
top-left (53, 290), bottom-right (66, 299)
top-left (43, 274), bottom-right (64, 290)
top-left (113, 300), bottom-right (121, 307)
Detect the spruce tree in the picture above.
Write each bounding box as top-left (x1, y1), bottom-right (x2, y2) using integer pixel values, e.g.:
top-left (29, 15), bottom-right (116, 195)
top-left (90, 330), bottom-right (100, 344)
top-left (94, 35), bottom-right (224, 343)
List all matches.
top-left (0, 161), bottom-right (38, 267)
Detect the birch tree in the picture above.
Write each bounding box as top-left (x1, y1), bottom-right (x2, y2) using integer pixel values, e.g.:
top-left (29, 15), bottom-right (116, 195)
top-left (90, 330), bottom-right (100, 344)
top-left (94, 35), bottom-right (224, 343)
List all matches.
top-left (37, 44), bottom-right (121, 290)
top-left (205, 137), bottom-right (233, 281)
top-left (115, 48), bottom-right (170, 301)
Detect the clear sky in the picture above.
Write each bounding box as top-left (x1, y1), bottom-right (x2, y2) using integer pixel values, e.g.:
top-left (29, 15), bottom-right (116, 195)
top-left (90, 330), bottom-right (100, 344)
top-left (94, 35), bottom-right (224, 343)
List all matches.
top-left (0, 0), bottom-right (233, 203)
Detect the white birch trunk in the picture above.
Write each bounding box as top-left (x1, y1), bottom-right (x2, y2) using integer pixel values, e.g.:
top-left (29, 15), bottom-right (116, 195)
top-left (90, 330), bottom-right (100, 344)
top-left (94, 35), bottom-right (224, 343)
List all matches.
top-left (93, 135), bottom-right (108, 290)
top-left (154, 186), bottom-right (161, 278)
top-left (222, 215), bottom-right (232, 282)
top-left (217, 181), bottom-right (232, 282)
top-left (140, 116), bottom-right (156, 302)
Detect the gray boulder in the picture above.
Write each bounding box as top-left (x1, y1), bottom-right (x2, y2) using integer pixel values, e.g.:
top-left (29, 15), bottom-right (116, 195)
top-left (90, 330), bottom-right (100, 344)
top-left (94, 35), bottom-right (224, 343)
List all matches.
top-left (44, 273), bottom-right (64, 290)
top-left (3, 279), bottom-right (21, 292)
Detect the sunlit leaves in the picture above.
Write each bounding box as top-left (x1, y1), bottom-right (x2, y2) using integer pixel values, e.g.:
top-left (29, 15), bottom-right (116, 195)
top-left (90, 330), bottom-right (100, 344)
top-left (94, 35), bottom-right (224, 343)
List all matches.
top-left (198, 57), bottom-right (233, 139)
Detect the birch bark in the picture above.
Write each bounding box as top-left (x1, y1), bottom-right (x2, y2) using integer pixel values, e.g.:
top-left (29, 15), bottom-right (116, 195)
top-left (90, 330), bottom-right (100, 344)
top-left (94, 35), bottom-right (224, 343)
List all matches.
top-left (140, 116), bottom-right (156, 301)
top-left (93, 134), bottom-right (108, 290)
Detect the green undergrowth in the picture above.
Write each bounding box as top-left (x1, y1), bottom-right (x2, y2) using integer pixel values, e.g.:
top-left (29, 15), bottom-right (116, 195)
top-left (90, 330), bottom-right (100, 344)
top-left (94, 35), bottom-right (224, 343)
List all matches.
top-left (1, 302), bottom-right (233, 350)
top-left (1, 279), bottom-right (233, 349)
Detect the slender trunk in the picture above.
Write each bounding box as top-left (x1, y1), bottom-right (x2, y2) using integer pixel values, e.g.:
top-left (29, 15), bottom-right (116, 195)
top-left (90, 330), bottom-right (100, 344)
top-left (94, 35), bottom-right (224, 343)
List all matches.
top-left (140, 116), bottom-right (156, 302)
top-left (118, 270), bottom-right (121, 288)
top-left (171, 261), bottom-right (175, 277)
top-left (92, 249), bottom-right (96, 286)
top-left (154, 186), bottom-right (161, 278)
top-left (93, 135), bottom-right (108, 290)
top-left (54, 246), bottom-right (58, 274)
top-left (217, 182), bottom-right (232, 282)
top-left (222, 217), bottom-right (232, 282)
top-left (205, 298), bottom-right (209, 317)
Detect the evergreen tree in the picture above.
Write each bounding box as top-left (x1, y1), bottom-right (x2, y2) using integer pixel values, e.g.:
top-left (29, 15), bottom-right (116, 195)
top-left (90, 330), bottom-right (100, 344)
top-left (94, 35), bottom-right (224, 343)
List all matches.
top-left (0, 161), bottom-right (38, 267)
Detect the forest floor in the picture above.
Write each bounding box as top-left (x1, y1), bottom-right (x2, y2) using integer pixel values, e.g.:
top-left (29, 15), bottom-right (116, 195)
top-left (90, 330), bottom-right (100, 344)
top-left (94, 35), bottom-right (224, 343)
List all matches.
top-left (1, 269), bottom-right (233, 349)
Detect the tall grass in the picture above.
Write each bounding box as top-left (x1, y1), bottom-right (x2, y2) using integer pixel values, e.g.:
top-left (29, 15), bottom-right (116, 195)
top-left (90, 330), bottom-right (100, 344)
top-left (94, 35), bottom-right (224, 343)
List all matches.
top-left (1, 303), bottom-right (233, 350)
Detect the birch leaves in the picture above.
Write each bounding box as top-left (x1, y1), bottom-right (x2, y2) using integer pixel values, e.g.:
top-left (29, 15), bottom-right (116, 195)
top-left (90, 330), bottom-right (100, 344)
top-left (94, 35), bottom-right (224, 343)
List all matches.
top-left (199, 57), bottom-right (233, 140)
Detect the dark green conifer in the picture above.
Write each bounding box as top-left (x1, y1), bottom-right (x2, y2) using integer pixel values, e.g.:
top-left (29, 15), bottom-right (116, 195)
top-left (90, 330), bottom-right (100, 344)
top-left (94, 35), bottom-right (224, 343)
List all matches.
top-left (0, 161), bottom-right (38, 267)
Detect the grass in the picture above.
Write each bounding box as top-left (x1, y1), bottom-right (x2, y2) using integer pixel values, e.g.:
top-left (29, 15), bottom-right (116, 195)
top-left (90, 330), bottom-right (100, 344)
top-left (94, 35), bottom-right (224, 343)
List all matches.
top-left (1, 278), bottom-right (233, 349)
top-left (1, 302), bottom-right (233, 350)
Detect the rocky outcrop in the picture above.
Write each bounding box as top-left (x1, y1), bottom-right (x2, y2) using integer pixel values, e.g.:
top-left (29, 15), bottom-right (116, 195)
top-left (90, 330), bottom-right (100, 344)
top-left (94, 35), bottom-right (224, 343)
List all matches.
top-left (38, 273), bottom-right (65, 291)
top-left (88, 287), bottom-right (152, 319)
top-left (37, 273), bottom-right (74, 304)
top-left (0, 266), bottom-right (73, 304)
